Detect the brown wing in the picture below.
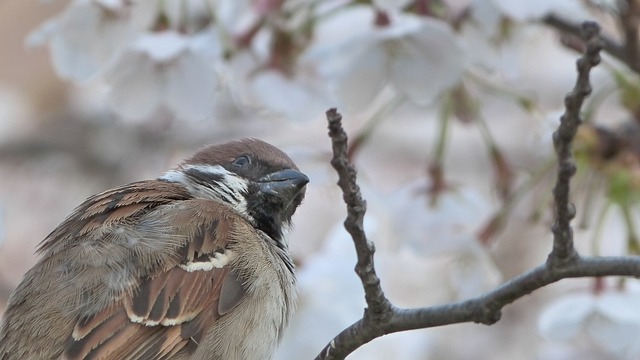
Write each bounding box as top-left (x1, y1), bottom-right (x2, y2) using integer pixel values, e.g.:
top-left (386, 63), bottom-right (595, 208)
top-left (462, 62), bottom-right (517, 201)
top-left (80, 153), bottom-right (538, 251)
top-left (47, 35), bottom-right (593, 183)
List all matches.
top-left (0, 180), bottom-right (248, 360)
top-left (35, 181), bottom-right (247, 360)
top-left (38, 180), bottom-right (194, 254)
top-left (63, 205), bottom-right (248, 360)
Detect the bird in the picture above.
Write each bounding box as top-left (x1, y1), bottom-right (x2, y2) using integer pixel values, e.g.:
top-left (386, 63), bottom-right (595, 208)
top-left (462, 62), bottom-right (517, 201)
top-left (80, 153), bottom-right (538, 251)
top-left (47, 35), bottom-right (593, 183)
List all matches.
top-left (0, 138), bottom-right (309, 360)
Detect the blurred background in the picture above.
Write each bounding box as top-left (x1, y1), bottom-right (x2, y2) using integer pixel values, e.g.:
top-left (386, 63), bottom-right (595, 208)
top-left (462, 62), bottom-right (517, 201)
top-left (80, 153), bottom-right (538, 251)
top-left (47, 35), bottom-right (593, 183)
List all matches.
top-left (1, 1), bottom-right (640, 359)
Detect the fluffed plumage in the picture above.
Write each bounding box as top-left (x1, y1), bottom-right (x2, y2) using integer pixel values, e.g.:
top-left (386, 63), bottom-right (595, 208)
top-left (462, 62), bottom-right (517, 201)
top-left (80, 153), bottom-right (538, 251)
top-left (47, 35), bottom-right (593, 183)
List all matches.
top-left (0, 138), bottom-right (308, 360)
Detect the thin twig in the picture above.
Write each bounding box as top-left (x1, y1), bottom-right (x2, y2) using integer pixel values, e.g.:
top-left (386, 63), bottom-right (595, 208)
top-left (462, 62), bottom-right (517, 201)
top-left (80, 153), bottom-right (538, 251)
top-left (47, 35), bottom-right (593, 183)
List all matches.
top-left (620, 0), bottom-right (640, 70)
top-left (548, 21), bottom-right (602, 265)
top-left (317, 109), bottom-right (393, 360)
top-left (543, 14), bottom-right (633, 71)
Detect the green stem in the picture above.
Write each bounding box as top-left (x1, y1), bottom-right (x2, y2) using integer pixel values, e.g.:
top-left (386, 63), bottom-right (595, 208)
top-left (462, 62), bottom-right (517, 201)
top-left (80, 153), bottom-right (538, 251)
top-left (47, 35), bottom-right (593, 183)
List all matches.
top-left (620, 202), bottom-right (640, 254)
top-left (426, 94), bottom-right (453, 205)
top-left (591, 202), bottom-right (612, 256)
top-left (465, 69), bottom-right (536, 112)
top-left (578, 173), bottom-right (602, 229)
top-left (433, 93), bottom-right (452, 165)
top-left (478, 157), bottom-right (555, 241)
top-left (180, 0), bottom-right (189, 32)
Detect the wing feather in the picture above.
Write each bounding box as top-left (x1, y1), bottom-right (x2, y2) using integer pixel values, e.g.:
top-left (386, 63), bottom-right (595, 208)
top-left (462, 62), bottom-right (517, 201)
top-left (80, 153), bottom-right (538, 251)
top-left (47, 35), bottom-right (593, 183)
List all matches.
top-left (44, 182), bottom-right (250, 360)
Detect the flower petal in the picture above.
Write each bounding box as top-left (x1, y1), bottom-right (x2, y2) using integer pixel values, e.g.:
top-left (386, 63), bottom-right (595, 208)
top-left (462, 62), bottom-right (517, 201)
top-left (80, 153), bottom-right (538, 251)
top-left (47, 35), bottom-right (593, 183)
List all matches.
top-left (596, 292), bottom-right (640, 324)
top-left (106, 52), bottom-right (163, 120)
top-left (250, 71), bottom-right (331, 121)
top-left (332, 42), bottom-right (388, 112)
top-left (388, 18), bottom-right (464, 105)
top-left (134, 31), bottom-right (188, 62)
top-left (586, 313), bottom-right (640, 357)
top-left (538, 294), bottom-right (595, 341)
top-left (32, 1), bottom-right (131, 81)
top-left (164, 51), bottom-right (217, 121)
top-left (447, 240), bottom-right (502, 299)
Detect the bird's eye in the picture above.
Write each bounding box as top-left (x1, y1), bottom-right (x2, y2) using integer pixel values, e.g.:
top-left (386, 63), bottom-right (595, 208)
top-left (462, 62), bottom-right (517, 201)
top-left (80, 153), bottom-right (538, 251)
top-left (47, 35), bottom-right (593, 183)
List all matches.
top-left (233, 155), bottom-right (251, 167)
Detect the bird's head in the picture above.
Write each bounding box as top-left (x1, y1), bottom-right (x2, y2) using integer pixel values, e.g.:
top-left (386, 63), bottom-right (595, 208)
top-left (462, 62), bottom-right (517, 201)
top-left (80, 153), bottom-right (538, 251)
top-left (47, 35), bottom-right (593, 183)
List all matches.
top-left (160, 138), bottom-right (309, 244)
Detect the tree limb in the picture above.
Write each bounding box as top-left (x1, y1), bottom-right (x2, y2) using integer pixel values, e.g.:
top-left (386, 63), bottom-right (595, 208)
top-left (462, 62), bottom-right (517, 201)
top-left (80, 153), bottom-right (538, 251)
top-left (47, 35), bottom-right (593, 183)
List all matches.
top-left (619, 0), bottom-right (640, 71)
top-left (316, 110), bottom-right (394, 360)
top-left (548, 21), bottom-right (602, 265)
top-left (543, 14), bottom-right (634, 71)
top-left (315, 22), bottom-right (638, 360)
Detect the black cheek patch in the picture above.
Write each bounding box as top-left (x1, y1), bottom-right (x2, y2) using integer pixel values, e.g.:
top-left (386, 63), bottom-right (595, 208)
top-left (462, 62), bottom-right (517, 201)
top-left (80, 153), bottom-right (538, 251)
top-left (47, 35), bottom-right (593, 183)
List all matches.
top-left (184, 169), bottom-right (225, 186)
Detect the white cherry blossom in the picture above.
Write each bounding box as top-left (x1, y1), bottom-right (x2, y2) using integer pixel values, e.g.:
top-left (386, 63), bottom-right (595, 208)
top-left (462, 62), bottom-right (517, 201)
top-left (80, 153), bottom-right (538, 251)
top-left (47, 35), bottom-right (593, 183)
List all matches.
top-left (539, 290), bottom-right (640, 358)
top-left (247, 70), bottom-right (333, 121)
top-left (385, 179), bottom-right (493, 255)
top-left (306, 5), bottom-right (464, 112)
top-left (27, 0), bottom-right (134, 82)
top-left (104, 29), bottom-right (221, 122)
top-left (384, 179), bottom-right (501, 298)
top-left (222, 52), bottom-right (332, 121)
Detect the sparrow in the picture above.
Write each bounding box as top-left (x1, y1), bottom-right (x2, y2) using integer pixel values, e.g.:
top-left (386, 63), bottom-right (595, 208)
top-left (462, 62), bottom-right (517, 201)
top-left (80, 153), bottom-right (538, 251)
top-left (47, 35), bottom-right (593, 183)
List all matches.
top-left (0, 138), bottom-right (309, 360)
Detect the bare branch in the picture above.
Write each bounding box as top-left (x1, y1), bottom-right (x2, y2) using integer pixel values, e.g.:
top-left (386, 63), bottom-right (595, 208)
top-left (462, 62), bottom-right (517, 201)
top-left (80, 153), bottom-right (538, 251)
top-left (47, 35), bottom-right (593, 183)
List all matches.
top-left (316, 110), bottom-right (394, 359)
top-left (619, 0), bottom-right (640, 71)
top-left (325, 109), bottom-right (392, 316)
top-left (549, 21), bottom-right (602, 265)
top-left (316, 21), bottom-right (640, 360)
top-left (543, 15), bottom-right (636, 71)
top-left (385, 256), bottom-right (640, 332)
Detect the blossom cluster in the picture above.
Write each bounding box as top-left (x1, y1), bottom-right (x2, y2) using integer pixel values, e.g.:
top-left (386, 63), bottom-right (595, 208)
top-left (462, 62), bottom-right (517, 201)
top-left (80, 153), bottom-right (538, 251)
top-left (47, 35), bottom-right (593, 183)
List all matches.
top-left (31, 0), bottom-right (467, 122)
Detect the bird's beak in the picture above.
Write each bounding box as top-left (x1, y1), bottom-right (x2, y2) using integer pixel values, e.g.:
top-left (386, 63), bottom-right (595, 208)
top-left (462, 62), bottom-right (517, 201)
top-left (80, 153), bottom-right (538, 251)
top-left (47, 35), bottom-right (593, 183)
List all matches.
top-left (258, 169), bottom-right (309, 196)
